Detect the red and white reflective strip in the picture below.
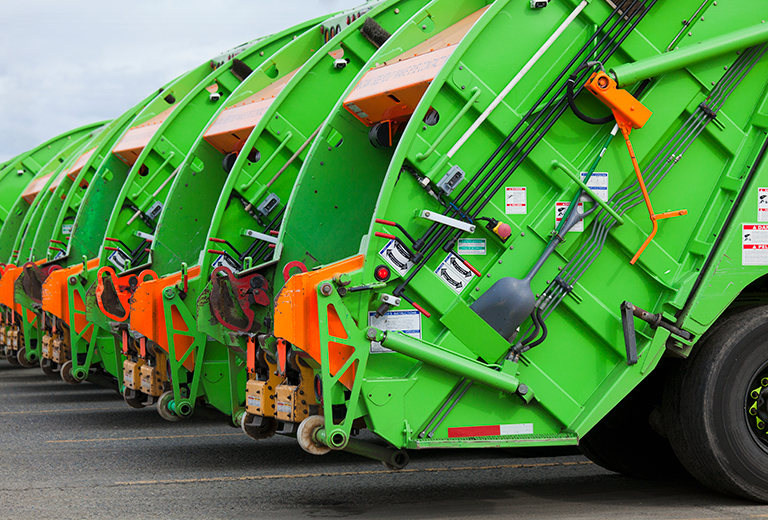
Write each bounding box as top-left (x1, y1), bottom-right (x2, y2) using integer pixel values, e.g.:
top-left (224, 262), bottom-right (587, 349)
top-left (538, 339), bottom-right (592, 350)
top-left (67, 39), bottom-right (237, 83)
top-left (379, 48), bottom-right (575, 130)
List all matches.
top-left (447, 423), bottom-right (533, 438)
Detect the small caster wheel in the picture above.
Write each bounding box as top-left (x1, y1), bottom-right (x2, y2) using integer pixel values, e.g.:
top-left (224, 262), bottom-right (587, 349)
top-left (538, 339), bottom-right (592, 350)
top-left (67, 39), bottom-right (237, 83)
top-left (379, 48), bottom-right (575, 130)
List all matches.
top-left (40, 358), bottom-right (55, 376)
top-left (60, 360), bottom-right (83, 385)
top-left (157, 391), bottom-right (181, 422)
top-left (297, 415), bottom-right (331, 455)
top-left (5, 348), bottom-right (20, 366)
top-left (123, 387), bottom-right (146, 409)
top-left (382, 450), bottom-right (410, 470)
top-left (17, 347), bottom-right (37, 368)
top-left (241, 413), bottom-right (277, 440)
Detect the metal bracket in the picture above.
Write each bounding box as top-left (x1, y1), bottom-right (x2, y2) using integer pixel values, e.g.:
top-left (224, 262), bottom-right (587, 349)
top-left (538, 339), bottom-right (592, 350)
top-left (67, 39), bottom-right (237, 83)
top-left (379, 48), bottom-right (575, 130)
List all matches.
top-left (418, 210), bottom-right (475, 233)
top-left (620, 301), bottom-right (638, 366)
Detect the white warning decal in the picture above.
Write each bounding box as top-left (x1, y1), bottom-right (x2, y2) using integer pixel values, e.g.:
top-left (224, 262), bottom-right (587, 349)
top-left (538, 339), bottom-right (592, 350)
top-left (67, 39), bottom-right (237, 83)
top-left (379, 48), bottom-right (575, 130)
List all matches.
top-left (211, 254), bottom-right (240, 273)
top-left (580, 172), bottom-right (609, 202)
top-left (742, 224), bottom-right (768, 266)
top-left (505, 187), bottom-right (526, 214)
top-left (107, 248), bottom-right (132, 270)
top-left (555, 201), bottom-right (584, 232)
top-left (368, 309), bottom-right (422, 354)
top-left (435, 253), bottom-right (473, 294)
top-left (759, 188), bottom-right (768, 222)
top-left (378, 239), bottom-right (414, 276)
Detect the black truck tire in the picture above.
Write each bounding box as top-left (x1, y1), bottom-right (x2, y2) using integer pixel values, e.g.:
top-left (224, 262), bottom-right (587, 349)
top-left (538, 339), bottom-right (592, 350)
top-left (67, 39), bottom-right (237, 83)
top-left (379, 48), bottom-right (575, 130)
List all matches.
top-left (579, 364), bottom-right (687, 479)
top-left (664, 305), bottom-right (768, 502)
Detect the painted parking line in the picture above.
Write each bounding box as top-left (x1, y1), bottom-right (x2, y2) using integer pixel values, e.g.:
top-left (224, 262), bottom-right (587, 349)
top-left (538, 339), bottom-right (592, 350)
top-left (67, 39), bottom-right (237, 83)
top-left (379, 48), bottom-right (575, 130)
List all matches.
top-left (48, 433), bottom-right (243, 443)
top-left (116, 460), bottom-right (594, 486)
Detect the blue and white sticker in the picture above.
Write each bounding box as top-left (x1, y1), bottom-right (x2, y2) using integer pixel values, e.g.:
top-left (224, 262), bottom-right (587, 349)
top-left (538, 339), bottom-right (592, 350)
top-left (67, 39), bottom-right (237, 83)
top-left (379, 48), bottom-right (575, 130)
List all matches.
top-left (211, 253), bottom-right (239, 273)
top-left (107, 248), bottom-right (131, 270)
top-left (368, 309), bottom-right (421, 354)
top-left (580, 172), bottom-right (608, 202)
top-left (435, 253), bottom-right (473, 294)
top-left (378, 239), bottom-right (414, 276)
top-left (457, 238), bottom-right (486, 256)
top-left (61, 224), bottom-right (73, 235)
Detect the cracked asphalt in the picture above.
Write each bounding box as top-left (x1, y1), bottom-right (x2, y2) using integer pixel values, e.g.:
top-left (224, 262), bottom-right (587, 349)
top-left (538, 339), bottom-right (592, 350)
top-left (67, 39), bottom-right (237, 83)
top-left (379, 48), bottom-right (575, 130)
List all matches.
top-left (1, 361), bottom-right (768, 519)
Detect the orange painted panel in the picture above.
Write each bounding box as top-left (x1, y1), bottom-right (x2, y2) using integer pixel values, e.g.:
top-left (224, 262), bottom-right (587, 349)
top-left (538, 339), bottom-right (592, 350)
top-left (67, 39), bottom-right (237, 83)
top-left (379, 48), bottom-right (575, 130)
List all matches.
top-left (42, 258), bottom-right (100, 321)
top-left (112, 105), bottom-right (177, 166)
top-left (65, 147), bottom-right (96, 188)
top-left (129, 266), bottom-right (201, 372)
top-left (343, 7), bottom-right (488, 126)
top-left (0, 265), bottom-right (21, 310)
top-left (274, 255), bottom-right (365, 390)
top-left (203, 68), bottom-right (299, 154)
top-left (21, 173), bottom-right (53, 204)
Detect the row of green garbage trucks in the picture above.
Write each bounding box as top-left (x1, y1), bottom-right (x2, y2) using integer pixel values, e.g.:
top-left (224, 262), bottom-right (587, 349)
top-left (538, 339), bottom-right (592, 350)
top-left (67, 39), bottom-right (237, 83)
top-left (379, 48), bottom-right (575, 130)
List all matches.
top-left (2, 0), bottom-right (768, 502)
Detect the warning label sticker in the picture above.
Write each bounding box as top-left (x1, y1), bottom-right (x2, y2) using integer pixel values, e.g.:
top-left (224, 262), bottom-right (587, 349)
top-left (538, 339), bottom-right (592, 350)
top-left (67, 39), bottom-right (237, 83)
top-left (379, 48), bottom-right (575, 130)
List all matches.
top-left (211, 254), bottom-right (240, 273)
top-left (107, 248), bottom-right (132, 270)
top-left (457, 238), bottom-right (486, 256)
top-left (505, 187), bottom-right (526, 214)
top-left (246, 394), bottom-right (261, 409)
top-left (368, 309), bottom-right (422, 354)
top-left (435, 253), bottom-right (474, 294)
top-left (379, 239), bottom-right (414, 276)
top-left (742, 224), bottom-right (768, 265)
top-left (580, 172), bottom-right (609, 202)
top-left (62, 224), bottom-right (73, 235)
top-left (759, 188), bottom-right (768, 222)
top-left (555, 201), bottom-right (584, 233)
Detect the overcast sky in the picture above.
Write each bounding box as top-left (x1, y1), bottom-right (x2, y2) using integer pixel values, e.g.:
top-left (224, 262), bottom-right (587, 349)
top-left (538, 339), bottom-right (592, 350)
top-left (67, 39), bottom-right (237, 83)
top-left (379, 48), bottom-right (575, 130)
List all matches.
top-left (0, 0), bottom-right (363, 162)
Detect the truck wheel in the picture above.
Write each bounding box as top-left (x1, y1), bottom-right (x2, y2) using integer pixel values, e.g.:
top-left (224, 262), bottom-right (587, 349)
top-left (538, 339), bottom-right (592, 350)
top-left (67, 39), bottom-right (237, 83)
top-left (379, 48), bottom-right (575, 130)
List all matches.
top-left (664, 305), bottom-right (768, 502)
top-left (579, 365), bottom-right (686, 479)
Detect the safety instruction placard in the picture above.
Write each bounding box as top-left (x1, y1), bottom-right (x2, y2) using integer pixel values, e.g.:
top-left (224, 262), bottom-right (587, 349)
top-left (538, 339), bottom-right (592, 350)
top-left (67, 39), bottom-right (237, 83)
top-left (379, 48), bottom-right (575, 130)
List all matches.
top-left (457, 238), bottom-right (486, 255)
top-left (555, 202), bottom-right (584, 232)
top-left (61, 224), bottom-right (73, 235)
top-left (379, 239), bottom-right (414, 276)
top-left (759, 188), bottom-right (768, 222)
top-left (580, 172), bottom-right (609, 202)
top-left (505, 187), bottom-right (526, 214)
top-left (742, 224), bottom-right (768, 265)
top-left (211, 253), bottom-right (240, 273)
top-left (368, 309), bottom-right (422, 354)
top-left (435, 253), bottom-right (473, 294)
top-left (107, 248), bottom-right (131, 270)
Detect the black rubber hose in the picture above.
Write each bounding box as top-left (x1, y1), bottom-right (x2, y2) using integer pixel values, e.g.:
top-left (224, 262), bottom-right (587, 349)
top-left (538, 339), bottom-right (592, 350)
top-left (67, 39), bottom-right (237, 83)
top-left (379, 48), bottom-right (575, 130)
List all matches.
top-left (566, 61), bottom-right (614, 125)
top-left (527, 307), bottom-right (549, 348)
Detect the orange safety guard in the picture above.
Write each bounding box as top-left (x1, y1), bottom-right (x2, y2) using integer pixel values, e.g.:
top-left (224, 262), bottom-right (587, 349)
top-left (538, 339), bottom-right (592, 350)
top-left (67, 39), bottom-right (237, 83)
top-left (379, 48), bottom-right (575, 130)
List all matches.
top-left (0, 265), bottom-right (21, 314)
top-left (585, 71), bottom-right (686, 264)
top-left (42, 258), bottom-right (100, 323)
top-left (129, 266), bottom-right (201, 372)
top-left (203, 69), bottom-right (299, 154)
top-left (274, 255), bottom-right (365, 390)
top-left (112, 105), bottom-right (177, 166)
top-left (343, 7), bottom-right (488, 126)
top-left (0, 259), bottom-right (45, 315)
top-left (65, 147), bottom-right (96, 188)
top-left (21, 173), bottom-right (53, 204)
top-left (95, 266), bottom-right (156, 323)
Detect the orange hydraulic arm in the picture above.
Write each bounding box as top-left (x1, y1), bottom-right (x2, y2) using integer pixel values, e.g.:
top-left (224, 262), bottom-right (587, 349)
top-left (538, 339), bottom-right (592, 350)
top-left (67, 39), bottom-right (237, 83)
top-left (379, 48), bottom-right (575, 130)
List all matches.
top-left (585, 70), bottom-right (687, 264)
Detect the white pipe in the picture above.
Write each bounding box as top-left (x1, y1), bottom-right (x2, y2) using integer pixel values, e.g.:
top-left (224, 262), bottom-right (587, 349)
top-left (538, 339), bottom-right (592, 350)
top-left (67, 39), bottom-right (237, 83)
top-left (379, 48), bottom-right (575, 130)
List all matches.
top-left (446, 0), bottom-right (590, 159)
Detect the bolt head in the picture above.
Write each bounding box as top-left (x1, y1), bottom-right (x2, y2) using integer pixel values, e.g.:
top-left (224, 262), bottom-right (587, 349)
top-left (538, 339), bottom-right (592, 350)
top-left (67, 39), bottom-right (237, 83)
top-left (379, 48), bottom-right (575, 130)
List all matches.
top-left (320, 283), bottom-right (333, 296)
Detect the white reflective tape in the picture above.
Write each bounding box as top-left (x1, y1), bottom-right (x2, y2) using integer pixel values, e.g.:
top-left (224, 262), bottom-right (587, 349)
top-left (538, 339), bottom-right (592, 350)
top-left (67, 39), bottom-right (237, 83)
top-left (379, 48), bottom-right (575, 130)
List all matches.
top-left (500, 423), bottom-right (534, 436)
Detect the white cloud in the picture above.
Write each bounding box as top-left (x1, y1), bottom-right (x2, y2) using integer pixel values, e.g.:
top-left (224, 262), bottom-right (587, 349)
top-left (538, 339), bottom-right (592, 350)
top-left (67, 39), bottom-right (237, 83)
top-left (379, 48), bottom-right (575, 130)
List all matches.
top-left (0, 0), bottom-right (361, 161)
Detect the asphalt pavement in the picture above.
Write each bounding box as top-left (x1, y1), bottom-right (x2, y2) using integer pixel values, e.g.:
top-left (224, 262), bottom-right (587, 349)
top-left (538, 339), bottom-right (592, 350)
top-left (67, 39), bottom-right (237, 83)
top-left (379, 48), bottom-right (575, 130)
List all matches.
top-left (1, 361), bottom-right (767, 519)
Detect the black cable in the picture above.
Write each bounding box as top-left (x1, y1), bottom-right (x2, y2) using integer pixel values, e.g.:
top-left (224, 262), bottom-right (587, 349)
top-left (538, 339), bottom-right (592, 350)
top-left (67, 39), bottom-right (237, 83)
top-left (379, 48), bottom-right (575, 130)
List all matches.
top-left (566, 62), bottom-right (614, 125)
